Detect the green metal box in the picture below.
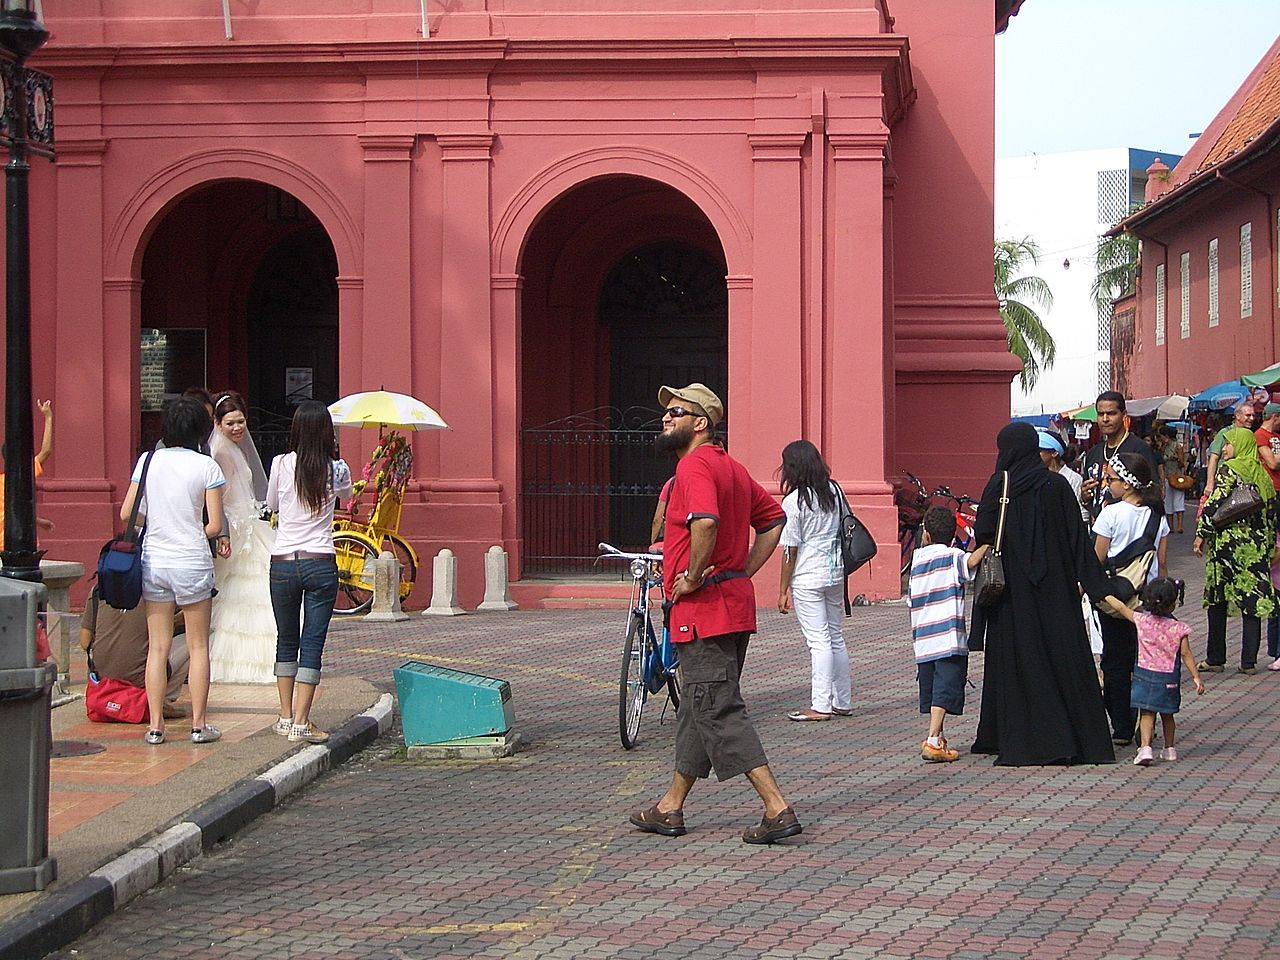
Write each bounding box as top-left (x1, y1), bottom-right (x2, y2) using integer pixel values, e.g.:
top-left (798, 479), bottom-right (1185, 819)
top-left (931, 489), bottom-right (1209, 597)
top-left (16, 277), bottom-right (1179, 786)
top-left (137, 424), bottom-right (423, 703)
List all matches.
top-left (393, 660), bottom-right (515, 746)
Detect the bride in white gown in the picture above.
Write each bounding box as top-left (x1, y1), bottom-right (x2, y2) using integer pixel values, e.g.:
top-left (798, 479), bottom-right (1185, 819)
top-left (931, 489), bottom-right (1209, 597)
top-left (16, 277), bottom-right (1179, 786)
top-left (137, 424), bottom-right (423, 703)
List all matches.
top-left (208, 393), bottom-right (278, 684)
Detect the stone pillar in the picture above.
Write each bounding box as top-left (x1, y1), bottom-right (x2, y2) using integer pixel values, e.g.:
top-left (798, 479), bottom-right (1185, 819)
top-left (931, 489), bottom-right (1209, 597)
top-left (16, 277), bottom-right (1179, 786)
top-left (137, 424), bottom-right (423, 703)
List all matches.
top-left (364, 551), bottom-right (410, 622)
top-left (423, 548), bottom-right (466, 616)
top-left (358, 135), bottom-right (415, 395)
top-left (477, 545), bottom-right (518, 612)
top-left (744, 133), bottom-right (806, 478)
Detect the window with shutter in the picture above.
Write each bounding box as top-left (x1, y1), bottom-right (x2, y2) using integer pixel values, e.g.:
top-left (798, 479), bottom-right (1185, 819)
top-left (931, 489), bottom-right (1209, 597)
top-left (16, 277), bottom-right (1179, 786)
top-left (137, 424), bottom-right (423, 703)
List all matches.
top-left (1242, 222), bottom-right (1253, 318)
top-left (1209, 238), bottom-right (1219, 327)
top-left (1155, 263), bottom-right (1166, 346)
top-left (1180, 252), bottom-right (1191, 339)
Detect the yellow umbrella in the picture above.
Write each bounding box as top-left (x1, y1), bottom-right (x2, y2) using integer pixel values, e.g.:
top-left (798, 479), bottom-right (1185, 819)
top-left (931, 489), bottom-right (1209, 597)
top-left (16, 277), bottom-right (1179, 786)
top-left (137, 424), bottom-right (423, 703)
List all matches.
top-left (328, 390), bottom-right (449, 431)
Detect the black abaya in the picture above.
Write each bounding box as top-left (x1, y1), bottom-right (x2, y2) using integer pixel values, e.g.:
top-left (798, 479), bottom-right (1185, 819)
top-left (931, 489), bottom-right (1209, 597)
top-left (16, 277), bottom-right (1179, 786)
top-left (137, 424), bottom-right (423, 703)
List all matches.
top-left (970, 455), bottom-right (1116, 766)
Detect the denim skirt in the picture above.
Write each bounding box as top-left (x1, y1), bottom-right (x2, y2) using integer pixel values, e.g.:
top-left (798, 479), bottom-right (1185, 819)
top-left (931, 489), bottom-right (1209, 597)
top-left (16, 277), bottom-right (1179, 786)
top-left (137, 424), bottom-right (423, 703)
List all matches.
top-left (1130, 665), bottom-right (1181, 714)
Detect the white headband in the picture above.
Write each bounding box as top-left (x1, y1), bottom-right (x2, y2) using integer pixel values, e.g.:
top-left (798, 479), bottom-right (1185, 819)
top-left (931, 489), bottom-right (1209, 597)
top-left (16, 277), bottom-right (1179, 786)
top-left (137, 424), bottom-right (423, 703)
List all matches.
top-left (1107, 454), bottom-right (1150, 489)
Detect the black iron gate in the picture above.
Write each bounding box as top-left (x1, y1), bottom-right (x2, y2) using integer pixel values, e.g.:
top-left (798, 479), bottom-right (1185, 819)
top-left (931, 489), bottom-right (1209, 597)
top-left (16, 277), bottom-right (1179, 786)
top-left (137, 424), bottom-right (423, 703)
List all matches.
top-left (521, 407), bottom-right (672, 577)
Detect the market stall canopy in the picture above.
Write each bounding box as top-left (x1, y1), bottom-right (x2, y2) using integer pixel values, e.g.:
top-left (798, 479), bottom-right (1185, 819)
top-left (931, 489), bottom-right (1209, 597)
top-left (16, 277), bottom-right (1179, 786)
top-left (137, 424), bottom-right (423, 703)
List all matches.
top-left (1061, 404), bottom-right (1096, 422)
top-left (329, 390), bottom-right (449, 431)
top-left (1012, 414), bottom-right (1057, 429)
top-left (1165, 420), bottom-right (1202, 433)
top-left (1241, 362), bottom-right (1280, 388)
top-left (1189, 380), bottom-right (1251, 412)
top-left (1125, 395), bottom-right (1190, 420)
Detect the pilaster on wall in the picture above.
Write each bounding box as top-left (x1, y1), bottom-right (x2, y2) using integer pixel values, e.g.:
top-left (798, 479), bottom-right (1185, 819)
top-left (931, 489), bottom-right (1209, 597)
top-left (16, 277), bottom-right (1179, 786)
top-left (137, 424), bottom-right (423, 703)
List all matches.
top-left (744, 132), bottom-right (805, 487)
top-left (358, 134), bottom-right (415, 397)
top-left (827, 129), bottom-right (892, 498)
top-left (435, 132), bottom-right (498, 493)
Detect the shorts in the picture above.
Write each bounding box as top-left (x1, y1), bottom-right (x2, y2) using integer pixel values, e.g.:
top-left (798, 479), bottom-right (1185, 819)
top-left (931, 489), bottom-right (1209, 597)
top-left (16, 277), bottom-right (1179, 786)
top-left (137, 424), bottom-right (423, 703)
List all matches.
top-left (1130, 665), bottom-right (1181, 714)
top-left (917, 654), bottom-right (967, 716)
top-left (142, 564), bottom-right (215, 606)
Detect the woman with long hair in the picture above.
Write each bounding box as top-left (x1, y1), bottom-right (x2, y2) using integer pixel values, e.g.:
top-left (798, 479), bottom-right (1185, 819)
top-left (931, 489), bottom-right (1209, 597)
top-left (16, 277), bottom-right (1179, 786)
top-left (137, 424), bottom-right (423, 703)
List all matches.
top-left (776, 440), bottom-right (851, 721)
top-left (121, 397), bottom-right (229, 745)
top-left (265, 401), bottom-right (353, 743)
top-left (1194, 427), bottom-right (1278, 674)
top-left (1092, 452), bottom-right (1169, 745)
top-left (970, 422), bottom-right (1115, 765)
top-left (208, 391), bottom-right (278, 684)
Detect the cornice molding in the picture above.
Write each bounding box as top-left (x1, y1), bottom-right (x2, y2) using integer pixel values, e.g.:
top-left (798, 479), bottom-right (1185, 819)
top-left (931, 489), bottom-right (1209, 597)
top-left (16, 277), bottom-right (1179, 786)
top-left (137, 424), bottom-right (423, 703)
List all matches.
top-left (54, 137), bottom-right (108, 166)
top-left (358, 133), bottom-right (416, 161)
top-left (437, 132), bottom-right (495, 161)
top-left (748, 132), bottom-right (807, 161)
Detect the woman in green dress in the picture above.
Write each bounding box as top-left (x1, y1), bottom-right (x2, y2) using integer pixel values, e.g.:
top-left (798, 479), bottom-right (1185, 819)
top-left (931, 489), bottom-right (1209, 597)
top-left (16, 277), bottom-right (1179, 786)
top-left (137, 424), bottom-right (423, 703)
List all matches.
top-left (1194, 427), bottom-right (1278, 673)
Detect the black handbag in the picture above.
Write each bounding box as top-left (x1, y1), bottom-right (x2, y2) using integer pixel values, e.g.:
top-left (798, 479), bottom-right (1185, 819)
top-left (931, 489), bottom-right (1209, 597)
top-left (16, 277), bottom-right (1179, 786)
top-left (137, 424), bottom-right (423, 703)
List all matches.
top-left (831, 481), bottom-right (878, 616)
top-left (974, 471), bottom-right (1009, 607)
top-left (1210, 479), bottom-right (1264, 529)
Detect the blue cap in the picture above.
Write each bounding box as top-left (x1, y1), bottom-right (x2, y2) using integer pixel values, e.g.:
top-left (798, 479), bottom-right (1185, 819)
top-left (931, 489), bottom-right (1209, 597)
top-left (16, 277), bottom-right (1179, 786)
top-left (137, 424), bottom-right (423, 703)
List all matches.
top-left (1036, 429), bottom-right (1065, 457)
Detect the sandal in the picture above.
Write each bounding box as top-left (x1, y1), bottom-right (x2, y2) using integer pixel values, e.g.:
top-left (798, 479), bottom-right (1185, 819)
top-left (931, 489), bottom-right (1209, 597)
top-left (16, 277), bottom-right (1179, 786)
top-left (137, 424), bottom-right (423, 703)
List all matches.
top-left (831, 707), bottom-right (853, 717)
top-left (787, 709), bottom-right (833, 722)
top-left (1196, 661), bottom-right (1224, 673)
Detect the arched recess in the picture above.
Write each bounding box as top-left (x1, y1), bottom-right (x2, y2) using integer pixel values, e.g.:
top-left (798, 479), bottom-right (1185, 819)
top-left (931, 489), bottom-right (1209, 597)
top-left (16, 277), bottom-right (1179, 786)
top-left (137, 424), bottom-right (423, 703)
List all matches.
top-left (516, 174), bottom-right (729, 575)
top-left (493, 145), bottom-right (751, 280)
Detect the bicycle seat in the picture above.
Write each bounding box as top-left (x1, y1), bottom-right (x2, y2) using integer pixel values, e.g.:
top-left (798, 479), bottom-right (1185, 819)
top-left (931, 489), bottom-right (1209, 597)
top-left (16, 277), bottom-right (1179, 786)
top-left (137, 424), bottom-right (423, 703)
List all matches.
top-left (647, 542), bottom-right (664, 555)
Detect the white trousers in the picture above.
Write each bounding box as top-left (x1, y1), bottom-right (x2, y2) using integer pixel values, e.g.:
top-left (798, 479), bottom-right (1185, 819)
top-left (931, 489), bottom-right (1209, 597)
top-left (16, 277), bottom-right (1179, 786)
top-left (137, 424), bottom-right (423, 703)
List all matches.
top-left (792, 582), bottom-right (851, 713)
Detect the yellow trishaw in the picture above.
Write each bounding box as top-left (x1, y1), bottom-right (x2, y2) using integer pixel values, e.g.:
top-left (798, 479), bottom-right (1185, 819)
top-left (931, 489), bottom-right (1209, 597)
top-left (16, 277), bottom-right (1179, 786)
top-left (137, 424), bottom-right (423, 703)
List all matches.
top-left (328, 391), bottom-right (449, 615)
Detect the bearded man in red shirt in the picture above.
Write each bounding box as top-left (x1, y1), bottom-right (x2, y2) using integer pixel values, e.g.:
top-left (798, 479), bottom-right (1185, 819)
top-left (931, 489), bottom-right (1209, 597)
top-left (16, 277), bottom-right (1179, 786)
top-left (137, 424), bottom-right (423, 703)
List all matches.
top-left (628, 383), bottom-right (801, 844)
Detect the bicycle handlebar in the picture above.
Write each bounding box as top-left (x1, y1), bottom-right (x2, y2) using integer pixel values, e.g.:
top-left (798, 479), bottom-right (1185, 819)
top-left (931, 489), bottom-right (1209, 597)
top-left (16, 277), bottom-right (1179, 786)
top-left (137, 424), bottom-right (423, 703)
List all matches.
top-left (597, 542), bottom-right (664, 563)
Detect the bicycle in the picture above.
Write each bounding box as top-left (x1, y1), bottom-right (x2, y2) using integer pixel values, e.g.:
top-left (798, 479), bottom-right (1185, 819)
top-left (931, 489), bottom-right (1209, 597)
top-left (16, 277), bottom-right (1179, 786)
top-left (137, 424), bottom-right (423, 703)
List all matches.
top-left (931, 485), bottom-right (979, 551)
top-left (597, 542), bottom-right (681, 749)
top-left (896, 471), bottom-right (930, 576)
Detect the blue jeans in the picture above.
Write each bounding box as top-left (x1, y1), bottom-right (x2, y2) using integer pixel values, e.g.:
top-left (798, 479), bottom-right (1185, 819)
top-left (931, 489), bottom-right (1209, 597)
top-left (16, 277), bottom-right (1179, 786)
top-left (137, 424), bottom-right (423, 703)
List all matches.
top-left (270, 556), bottom-right (339, 686)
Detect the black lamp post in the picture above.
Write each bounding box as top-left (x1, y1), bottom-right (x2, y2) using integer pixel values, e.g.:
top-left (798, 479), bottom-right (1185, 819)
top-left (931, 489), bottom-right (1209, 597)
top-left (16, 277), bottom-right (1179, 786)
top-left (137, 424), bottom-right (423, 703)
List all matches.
top-left (0, 0), bottom-right (53, 584)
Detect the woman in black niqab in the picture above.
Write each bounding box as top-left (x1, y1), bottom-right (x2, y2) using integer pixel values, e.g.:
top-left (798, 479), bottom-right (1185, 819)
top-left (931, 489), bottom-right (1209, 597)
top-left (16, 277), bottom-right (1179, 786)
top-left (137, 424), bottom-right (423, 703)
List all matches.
top-left (970, 422), bottom-right (1116, 765)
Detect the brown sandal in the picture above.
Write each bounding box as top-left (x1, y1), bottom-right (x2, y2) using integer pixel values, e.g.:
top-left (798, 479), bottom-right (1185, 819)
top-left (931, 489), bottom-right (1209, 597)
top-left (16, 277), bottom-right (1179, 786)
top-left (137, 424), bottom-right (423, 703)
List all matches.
top-left (629, 804), bottom-right (687, 837)
top-left (742, 807), bottom-right (803, 844)
top-left (787, 709), bottom-right (833, 722)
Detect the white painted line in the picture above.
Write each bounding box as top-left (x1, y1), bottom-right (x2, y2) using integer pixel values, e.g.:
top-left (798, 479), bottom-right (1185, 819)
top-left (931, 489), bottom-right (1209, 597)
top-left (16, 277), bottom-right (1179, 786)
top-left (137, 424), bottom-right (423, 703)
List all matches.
top-left (255, 744), bottom-right (329, 800)
top-left (90, 847), bottom-right (160, 908)
top-left (361, 693), bottom-right (395, 734)
top-left (142, 822), bottom-right (202, 880)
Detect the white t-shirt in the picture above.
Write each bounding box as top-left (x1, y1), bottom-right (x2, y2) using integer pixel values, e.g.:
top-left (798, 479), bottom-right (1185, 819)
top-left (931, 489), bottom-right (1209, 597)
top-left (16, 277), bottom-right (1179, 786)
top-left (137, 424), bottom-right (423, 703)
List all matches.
top-left (266, 453), bottom-right (353, 556)
top-left (780, 483), bottom-right (842, 589)
top-left (1059, 465), bottom-right (1089, 523)
top-left (131, 448), bottom-right (226, 570)
top-left (1093, 501), bottom-right (1169, 582)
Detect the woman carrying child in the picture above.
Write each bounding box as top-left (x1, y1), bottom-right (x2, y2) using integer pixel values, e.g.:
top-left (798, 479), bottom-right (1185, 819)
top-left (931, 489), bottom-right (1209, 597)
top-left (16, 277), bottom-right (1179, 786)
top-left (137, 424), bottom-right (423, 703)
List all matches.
top-left (1105, 579), bottom-right (1205, 765)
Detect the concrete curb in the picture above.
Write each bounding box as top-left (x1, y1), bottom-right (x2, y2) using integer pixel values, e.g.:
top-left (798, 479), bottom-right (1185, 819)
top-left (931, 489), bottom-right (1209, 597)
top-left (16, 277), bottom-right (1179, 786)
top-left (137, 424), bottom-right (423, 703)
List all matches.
top-left (0, 692), bottom-right (394, 960)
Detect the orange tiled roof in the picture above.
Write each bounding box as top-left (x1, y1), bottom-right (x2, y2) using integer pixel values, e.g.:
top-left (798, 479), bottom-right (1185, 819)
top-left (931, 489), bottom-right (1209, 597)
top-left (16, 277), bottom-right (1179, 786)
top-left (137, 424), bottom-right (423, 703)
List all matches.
top-left (1197, 46), bottom-right (1280, 173)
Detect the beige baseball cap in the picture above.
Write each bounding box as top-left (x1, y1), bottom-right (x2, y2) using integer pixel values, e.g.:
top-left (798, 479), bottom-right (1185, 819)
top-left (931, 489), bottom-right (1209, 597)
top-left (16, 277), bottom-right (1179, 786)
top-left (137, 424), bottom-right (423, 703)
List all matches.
top-left (657, 383), bottom-right (724, 427)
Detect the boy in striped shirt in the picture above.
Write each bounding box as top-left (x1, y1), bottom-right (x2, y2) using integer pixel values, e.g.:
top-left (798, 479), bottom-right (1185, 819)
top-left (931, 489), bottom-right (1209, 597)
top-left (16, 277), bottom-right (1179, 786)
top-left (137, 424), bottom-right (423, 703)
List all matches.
top-left (909, 507), bottom-right (989, 762)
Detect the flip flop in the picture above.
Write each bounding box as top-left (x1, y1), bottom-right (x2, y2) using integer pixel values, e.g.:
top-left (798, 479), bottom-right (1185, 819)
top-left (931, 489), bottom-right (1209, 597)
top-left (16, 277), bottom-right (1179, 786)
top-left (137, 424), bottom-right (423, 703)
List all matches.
top-left (831, 707), bottom-right (853, 717)
top-left (787, 710), bottom-right (833, 722)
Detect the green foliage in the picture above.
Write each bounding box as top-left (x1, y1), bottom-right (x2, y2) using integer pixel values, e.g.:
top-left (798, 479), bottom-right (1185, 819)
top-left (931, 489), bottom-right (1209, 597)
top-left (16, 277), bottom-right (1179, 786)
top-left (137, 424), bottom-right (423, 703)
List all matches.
top-left (995, 237), bottom-right (1056, 391)
top-left (1092, 211), bottom-right (1141, 314)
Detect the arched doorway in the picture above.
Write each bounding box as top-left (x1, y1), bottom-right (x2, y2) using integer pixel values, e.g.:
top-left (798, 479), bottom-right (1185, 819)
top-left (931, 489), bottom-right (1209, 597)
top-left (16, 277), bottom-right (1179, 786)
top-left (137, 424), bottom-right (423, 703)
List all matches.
top-left (519, 177), bottom-right (728, 575)
top-left (138, 181), bottom-right (339, 462)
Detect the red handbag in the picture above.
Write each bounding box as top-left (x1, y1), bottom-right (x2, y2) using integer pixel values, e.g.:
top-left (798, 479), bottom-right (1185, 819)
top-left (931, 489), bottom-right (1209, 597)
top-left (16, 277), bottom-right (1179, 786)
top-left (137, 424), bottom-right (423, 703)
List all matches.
top-left (85, 671), bottom-right (149, 725)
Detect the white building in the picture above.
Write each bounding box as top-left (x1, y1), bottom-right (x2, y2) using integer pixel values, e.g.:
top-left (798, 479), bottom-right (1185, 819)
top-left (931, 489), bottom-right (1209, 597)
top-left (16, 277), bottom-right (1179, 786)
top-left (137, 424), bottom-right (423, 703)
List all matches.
top-left (997, 147), bottom-right (1183, 416)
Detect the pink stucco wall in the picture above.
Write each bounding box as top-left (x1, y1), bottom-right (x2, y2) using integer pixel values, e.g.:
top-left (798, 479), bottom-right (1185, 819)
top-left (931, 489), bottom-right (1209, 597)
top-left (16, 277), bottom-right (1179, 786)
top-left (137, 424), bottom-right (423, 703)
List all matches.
top-left (1128, 166), bottom-right (1280, 397)
top-left (24, 0), bottom-right (1018, 606)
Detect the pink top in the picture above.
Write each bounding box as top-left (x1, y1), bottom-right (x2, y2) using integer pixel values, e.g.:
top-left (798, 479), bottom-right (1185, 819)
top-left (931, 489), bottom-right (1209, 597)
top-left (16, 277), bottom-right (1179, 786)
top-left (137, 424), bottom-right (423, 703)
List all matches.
top-left (1135, 613), bottom-right (1191, 674)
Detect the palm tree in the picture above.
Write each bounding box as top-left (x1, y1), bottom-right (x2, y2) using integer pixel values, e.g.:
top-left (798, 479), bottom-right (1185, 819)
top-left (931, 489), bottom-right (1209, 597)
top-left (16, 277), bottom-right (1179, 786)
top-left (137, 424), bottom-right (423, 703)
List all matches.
top-left (1091, 223), bottom-right (1140, 314)
top-left (995, 237), bottom-right (1056, 391)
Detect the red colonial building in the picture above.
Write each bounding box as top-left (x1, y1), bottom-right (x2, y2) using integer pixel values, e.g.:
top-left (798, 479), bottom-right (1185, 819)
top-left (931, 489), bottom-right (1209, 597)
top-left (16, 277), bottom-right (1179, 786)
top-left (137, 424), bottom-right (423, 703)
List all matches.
top-left (23, 1), bottom-right (1024, 605)
top-left (1118, 37), bottom-right (1280, 398)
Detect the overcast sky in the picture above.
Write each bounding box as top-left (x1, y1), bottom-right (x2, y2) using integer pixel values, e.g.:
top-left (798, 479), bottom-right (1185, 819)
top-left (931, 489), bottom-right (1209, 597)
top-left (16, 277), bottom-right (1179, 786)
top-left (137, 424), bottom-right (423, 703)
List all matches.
top-left (997, 0), bottom-right (1280, 160)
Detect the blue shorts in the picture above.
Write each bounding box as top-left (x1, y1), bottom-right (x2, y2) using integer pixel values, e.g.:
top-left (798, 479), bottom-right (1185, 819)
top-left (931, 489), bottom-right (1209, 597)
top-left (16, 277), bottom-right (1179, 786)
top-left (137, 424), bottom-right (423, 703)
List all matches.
top-left (1131, 665), bottom-right (1181, 714)
top-left (918, 654), bottom-right (967, 716)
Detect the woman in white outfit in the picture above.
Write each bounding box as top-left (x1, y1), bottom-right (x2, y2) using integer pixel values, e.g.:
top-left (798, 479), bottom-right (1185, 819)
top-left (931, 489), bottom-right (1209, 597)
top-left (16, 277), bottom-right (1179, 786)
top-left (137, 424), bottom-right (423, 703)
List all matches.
top-left (208, 392), bottom-right (279, 684)
top-left (776, 440), bottom-right (852, 721)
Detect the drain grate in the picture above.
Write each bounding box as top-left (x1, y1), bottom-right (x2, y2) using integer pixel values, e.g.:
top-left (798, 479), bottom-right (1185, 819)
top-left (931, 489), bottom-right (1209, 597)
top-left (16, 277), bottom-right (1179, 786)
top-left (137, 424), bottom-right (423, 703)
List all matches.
top-left (51, 740), bottom-right (106, 758)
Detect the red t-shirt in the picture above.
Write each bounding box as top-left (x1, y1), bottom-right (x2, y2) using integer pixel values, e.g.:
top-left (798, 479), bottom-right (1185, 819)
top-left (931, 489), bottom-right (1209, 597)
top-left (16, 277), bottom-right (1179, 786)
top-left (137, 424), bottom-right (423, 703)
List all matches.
top-left (1257, 428), bottom-right (1280, 490)
top-left (662, 444), bottom-right (785, 642)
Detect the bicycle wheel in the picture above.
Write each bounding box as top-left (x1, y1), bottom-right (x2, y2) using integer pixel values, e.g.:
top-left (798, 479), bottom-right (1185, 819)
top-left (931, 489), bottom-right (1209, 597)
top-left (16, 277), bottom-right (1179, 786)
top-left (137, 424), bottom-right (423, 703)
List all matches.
top-left (332, 532), bottom-right (377, 616)
top-left (619, 612), bottom-right (648, 750)
top-left (899, 524), bottom-right (918, 577)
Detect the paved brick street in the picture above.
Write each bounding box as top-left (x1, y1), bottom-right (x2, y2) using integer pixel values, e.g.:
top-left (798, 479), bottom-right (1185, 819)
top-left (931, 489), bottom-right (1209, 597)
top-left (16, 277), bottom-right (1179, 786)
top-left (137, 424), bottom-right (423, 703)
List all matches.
top-left (49, 530), bottom-right (1280, 959)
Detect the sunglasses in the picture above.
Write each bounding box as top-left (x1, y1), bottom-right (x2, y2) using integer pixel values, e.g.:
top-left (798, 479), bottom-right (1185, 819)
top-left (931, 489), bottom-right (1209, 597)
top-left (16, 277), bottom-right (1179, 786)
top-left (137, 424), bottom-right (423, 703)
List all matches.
top-left (662, 407), bottom-right (703, 421)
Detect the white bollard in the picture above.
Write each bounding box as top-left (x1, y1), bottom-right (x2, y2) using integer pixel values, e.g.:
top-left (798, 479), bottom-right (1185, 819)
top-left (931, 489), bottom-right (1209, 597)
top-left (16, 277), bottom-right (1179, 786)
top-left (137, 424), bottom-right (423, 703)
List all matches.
top-left (477, 545), bottom-right (518, 612)
top-left (364, 551), bottom-right (410, 622)
top-left (423, 548), bottom-right (466, 616)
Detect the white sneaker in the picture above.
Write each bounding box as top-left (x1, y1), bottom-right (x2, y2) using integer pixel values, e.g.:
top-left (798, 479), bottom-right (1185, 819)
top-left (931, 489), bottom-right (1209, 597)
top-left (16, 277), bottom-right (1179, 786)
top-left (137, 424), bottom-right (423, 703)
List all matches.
top-left (1133, 745), bottom-right (1154, 766)
top-left (1269, 658), bottom-right (1280, 672)
top-left (1160, 747), bottom-right (1178, 761)
top-left (273, 716), bottom-right (293, 736)
top-left (288, 722), bottom-right (329, 744)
